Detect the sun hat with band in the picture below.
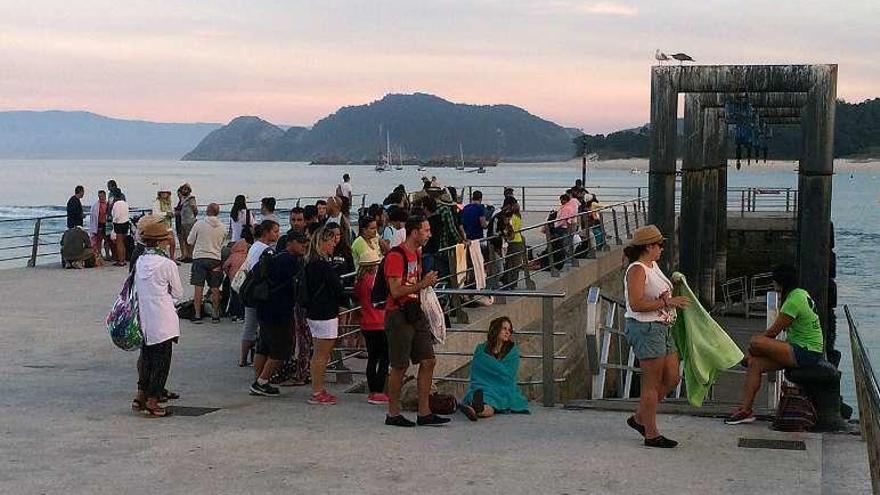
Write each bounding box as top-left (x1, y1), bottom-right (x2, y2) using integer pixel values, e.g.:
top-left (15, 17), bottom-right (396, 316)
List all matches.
top-left (629, 224), bottom-right (665, 246)
top-left (358, 249), bottom-right (382, 266)
top-left (137, 215), bottom-right (173, 241)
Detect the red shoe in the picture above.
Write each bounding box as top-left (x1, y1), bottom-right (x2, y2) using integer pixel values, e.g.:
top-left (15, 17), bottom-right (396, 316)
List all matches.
top-left (308, 390), bottom-right (338, 405)
top-left (367, 393), bottom-right (390, 405)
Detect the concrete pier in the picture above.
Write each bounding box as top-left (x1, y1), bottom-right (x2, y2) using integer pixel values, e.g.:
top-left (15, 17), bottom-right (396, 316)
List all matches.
top-left (0, 256), bottom-right (870, 494)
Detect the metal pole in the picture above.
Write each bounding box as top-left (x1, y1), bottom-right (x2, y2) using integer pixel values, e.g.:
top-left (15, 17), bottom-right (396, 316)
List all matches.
top-left (521, 186), bottom-right (526, 212)
top-left (28, 218), bottom-right (41, 268)
top-left (611, 208), bottom-right (622, 245)
top-left (581, 154), bottom-right (587, 186)
top-left (741, 190), bottom-right (745, 217)
top-left (542, 297), bottom-right (556, 407)
top-left (622, 204), bottom-right (631, 238)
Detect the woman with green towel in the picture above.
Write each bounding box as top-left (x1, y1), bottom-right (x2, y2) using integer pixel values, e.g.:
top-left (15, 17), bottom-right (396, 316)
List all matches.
top-left (726, 264), bottom-right (825, 425)
top-left (459, 317), bottom-right (530, 420)
top-left (623, 225), bottom-right (690, 448)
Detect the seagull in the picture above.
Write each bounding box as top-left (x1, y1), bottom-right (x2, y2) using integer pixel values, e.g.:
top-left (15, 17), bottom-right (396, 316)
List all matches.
top-left (670, 52), bottom-right (695, 64)
top-left (654, 50), bottom-right (670, 65)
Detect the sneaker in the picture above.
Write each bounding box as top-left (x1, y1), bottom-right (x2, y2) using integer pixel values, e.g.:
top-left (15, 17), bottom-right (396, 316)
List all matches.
top-left (191, 316), bottom-right (203, 324)
top-left (308, 390), bottom-right (338, 405)
top-left (367, 393), bottom-right (390, 405)
top-left (249, 381), bottom-right (280, 397)
top-left (385, 414), bottom-right (416, 427)
top-left (644, 435), bottom-right (678, 448)
top-left (417, 413), bottom-right (451, 426)
top-left (627, 415), bottom-right (646, 437)
top-left (725, 408), bottom-right (756, 425)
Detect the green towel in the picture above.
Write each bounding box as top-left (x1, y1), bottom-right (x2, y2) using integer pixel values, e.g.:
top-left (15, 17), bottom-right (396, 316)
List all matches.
top-left (671, 272), bottom-right (744, 406)
top-left (463, 343), bottom-right (530, 413)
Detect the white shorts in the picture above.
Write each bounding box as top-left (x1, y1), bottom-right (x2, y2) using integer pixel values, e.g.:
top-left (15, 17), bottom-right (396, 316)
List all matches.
top-left (308, 318), bottom-right (339, 340)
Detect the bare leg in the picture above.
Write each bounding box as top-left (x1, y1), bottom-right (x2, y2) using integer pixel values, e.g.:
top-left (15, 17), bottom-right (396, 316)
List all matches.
top-left (240, 340), bottom-right (254, 366)
top-left (259, 358), bottom-right (281, 381)
top-left (210, 288), bottom-right (221, 318)
top-left (416, 358), bottom-right (436, 416)
top-left (739, 356), bottom-right (782, 410)
top-left (115, 235), bottom-right (126, 263)
top-left (388, 367), bottom-right (406, 416)
top-left (635, 357), bottom-right (665, 439)
top-left (193, 285), bottom-right (205, 318)
top-left (253, 353), bottom-right (268, 378)
top-left (310, 339), bottom-right (336, 395)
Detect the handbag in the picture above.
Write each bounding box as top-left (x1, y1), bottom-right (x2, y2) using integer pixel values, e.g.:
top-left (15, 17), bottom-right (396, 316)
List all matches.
top-left (105, 271), bottom-right (143, 351)
top-left (772, 383), bottom-right (817, 432)
top-left (231, 266), bottom-right (248, 293)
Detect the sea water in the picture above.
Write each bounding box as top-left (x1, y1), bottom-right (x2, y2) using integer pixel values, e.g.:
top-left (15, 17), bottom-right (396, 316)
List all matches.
top-left (0, 157), bottom-right (877, 408)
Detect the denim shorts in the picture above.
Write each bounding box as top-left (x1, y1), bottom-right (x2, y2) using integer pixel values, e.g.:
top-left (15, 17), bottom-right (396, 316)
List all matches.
top-left (624, 318), bottom-right (676, 360)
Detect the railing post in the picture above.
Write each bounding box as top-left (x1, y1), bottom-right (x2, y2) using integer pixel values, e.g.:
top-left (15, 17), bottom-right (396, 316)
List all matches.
top-left (633, 201), bottom-right (641, 229)
top-left (585, 288), bottom-right (601, 398)
top-left (845, 306), bottom-right (880, 494)
top-left (766, 291), bottom-right (782, 410)
top-left (785, 189), bottom-right (791, 212)
top-left (622, 204), bottom-right (632, 238)
top-left (28, 218), bottom-right (41, 268)
top-left (521, 186), bottom-right (526, 212)
top-left (542, 296), bottom-right (556, 407)
top-left (611, 208), bottom-right (622, 245)
top-left (740, 190), bottom-right (746, 217)
top-left (545, 229), bottom-right (559, 277)
top-left (597, 211), bottom-right (610, 251)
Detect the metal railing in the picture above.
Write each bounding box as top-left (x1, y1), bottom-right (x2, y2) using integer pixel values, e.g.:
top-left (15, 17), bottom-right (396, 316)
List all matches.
top-left (326, 195), bottom-right (648, 405)
top-left (844, 305), bottom-right (880, 493)
top-left (0, 194), bottom-right (367, 267)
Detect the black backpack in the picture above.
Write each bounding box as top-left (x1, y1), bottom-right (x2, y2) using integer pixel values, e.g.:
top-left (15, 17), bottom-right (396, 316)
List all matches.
top-left (238, 248), bottom-right (275, 307)
top-left (371, 246), bottom-right (407, 307)
top-left (294, 264), bottom-right (311, 308)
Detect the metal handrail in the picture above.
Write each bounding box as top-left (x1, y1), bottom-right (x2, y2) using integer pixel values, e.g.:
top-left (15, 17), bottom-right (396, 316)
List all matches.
top-left (844, 305), bottom-right (880, 493)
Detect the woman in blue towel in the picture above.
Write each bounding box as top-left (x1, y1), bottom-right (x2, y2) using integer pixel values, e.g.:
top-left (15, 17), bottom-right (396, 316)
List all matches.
top-left (459, 317), bottom-right (530, 420)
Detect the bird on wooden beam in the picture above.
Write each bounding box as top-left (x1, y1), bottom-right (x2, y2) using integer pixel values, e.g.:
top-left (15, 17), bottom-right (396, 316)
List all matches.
top-left (670, 53), bottom-right (695, 64)
top-left (654, 49), bottom-right (670, 65)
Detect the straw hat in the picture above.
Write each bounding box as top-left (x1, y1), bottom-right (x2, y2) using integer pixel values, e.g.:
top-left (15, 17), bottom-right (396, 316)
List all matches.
top-left (629, 225), bottom-right (664, 246)
top-left (137, 215), bottom-right (172, 241)
top-left (358, 249), bottom-right (382, 266)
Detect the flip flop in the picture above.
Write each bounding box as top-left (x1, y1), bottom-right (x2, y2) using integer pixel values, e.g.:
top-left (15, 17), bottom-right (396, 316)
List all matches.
top-left (131, 398), bottom-right (145, 412)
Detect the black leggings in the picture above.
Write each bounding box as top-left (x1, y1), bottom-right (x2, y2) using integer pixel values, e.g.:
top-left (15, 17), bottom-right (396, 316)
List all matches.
top-left (138, 339), bottom-right (174, 399)
top-left (362, 330), bottom-right (389, 394)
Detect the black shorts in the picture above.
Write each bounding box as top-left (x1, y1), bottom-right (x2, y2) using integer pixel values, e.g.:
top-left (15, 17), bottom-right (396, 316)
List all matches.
top-left (791, 344), bottom-right (823, 367)
top-left (113, 222), bottom-right (130, 235)
top-left (256, 320), bottom-right (293, 361)
top-left (386, 307), bottom-right (435, 369)
top-left (190, 258), bottom-right (222, 288)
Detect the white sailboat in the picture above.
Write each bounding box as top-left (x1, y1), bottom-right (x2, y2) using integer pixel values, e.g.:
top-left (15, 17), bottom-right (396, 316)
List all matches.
top-left (456, 142), bottom-right (465, 171)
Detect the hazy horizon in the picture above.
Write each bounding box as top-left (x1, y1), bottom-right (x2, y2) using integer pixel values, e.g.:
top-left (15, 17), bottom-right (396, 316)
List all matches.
top-left (2, 1), bottom-right (878, 134)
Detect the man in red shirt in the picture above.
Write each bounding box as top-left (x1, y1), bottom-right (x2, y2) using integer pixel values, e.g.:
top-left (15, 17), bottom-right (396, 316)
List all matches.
top-left (383, 215), bottom-right (449, 427)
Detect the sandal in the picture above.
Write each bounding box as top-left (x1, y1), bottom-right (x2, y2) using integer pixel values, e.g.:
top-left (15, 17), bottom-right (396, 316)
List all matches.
top-left (158, 390), bottom-right (180, 403)
top-left (131, 398), bottom-right (145, 412)
top-left (143, 404), bottom-right (170, 418)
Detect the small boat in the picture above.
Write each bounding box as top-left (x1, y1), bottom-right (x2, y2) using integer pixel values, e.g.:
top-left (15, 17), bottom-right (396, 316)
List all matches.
top-left (476, 165), bottom-right (486, 174)
top-left (630, 168), bottom-right (643, 174)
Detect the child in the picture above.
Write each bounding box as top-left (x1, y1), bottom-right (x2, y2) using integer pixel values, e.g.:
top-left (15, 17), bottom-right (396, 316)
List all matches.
top-left (353, 250), bottom-right (389, 404)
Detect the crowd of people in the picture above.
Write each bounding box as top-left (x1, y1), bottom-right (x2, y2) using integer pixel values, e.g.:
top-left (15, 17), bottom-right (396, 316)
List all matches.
top-left (68, 174), bottom-right (827, 446)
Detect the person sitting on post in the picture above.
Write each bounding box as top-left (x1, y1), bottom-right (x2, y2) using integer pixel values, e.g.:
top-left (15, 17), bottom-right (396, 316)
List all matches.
top-left (725, 264), bottom-right (825, 425)
top-left (458, 316), bottom-right (530, 421)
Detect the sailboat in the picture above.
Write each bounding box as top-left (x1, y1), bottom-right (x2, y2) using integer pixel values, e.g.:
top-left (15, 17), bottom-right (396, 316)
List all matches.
top-left (395, 146), bottom-right (403, 170)
top-left (456, 142), bottom-right (465, 171)
top-left (375, 125), bottom-right (387, 172)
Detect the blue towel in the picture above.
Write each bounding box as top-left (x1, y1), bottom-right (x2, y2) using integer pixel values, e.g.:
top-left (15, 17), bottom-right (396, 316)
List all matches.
top-left (463, 342), bottom-right (530, 413)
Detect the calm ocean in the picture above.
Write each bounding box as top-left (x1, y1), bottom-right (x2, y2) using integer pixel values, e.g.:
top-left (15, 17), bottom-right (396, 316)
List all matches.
top-left (0, 157), bottom-right (876, 406)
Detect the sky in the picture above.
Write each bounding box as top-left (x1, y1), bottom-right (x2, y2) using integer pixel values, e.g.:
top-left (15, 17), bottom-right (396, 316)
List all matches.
top-left (1, 0), bottom-right (878, 133)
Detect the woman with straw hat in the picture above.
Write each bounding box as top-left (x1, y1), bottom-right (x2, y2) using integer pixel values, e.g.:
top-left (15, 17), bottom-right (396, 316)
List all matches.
top-left (622, 225), bottom-right (690, 447)
top-left (353, 249), bottom-right (390, 405)
top-left (132, 215), bottom-right (183, 418)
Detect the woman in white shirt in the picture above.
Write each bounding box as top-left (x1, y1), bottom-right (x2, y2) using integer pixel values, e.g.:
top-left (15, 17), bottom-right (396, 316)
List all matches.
top-left (229, 195), bottom-right (256, 243)
top-left (623, 225), bottom-right (689, 448)
top-left (133, 215), bottom-right (183, 418)
top-left (111, 195), bottom-right (130, 266)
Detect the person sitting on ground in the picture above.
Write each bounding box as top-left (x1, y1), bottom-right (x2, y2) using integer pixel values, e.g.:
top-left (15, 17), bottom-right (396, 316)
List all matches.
top-left (726, 264), bottom-right (825, 425)
top-left (132, 215), bottom-right (183, 417)
top-left (353, 249), bottom-right (389, 405)
top-left (351, 215), bottom-right (380, 270)
top-left (459, 316), bottom-right (530, 420)
top-left (187, 203), bottom-right (228, 324)
top-left (61, 224), bottom-right (99, 268)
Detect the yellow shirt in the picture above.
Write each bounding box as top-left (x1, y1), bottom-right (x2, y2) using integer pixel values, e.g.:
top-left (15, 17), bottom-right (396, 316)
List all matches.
top-left (510, 214), bottom-right (523, 243)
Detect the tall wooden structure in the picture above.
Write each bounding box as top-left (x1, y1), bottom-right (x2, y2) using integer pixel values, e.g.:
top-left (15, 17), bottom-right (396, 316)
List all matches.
top-left (648, 64), bottom-right (837, 343)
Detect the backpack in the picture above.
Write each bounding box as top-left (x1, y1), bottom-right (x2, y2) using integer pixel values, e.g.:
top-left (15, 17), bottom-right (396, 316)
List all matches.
top-left (294, 264), bottom-right (311, 308)
top-left (772, 383), bottom-right (817, 432)
top-left (371, 246), bottom-right (407, 307)
top-left (105, 271), bottom-right (143, 351)
top-left (238, 248), bottom-right (275, 307)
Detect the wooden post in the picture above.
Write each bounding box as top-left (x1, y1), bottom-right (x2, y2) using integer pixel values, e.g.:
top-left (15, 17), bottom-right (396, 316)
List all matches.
top-left (648, 67), bottom-right (678, 273)
top-left (698, 107), bottom-right (722, 307)
top-left (28, 218), bottom-right (42, 268)
top-left (679, 94), bottom-right (704, 296)
top-left (542, 297), bottom-right (556, 407)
